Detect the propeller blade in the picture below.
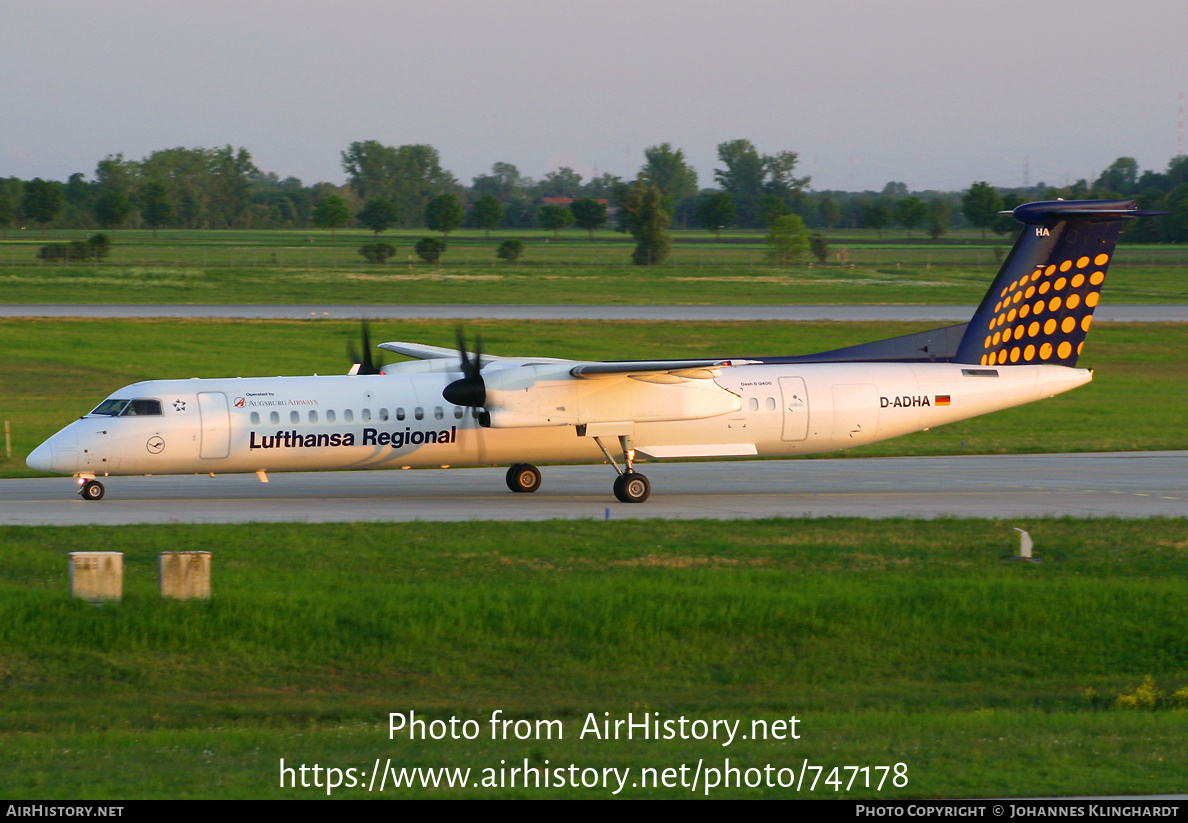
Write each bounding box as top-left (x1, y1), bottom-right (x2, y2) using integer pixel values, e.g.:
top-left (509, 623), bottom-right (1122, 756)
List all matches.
top-left (443, 326), bottom-right (486, 407)
top-left (348, 321), bottom-right (385, 375)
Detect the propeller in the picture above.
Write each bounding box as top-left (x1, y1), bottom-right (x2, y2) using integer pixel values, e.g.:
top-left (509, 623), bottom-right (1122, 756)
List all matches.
top-left (442, 327), bottom-right (487, 407)
top-left (347, 321), bottom-right (386, 375)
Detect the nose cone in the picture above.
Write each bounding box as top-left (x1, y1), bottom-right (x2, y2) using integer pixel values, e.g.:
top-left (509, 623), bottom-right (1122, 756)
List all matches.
top-left (26, 426), bottom-right (78, 474)
top-left (26, 440), bottom-right (54, 473)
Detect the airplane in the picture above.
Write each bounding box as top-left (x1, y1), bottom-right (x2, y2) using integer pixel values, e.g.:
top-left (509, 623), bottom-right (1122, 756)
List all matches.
top-left (27, 199), bottom-right (1159, 504)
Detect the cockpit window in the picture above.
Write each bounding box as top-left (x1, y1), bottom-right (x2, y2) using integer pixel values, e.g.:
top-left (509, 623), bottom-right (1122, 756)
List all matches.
top-left (121, 399), bottom-right (163, 416)
top-left (92, 399), bottom-right (130, 416)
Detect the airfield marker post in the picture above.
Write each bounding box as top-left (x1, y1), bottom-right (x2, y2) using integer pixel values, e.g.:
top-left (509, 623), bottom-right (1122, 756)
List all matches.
top-left (5, 420), bottom-right (10, 459)
top-left (159, 551), bottom-right (212, 600)
top-left (1014, 528), bottom-right (1033, 560)
top-left (69, 552), bottom-right (123, 603)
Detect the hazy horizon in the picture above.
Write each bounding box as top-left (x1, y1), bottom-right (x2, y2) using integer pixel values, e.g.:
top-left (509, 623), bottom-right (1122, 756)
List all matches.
top-left (2, 0), bottom-right (1185, 193)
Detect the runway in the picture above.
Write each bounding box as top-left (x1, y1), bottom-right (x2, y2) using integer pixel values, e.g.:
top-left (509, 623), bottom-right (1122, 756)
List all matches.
top-left (3, 451), bottom-right (1184, 525)
top-left (3, 304), bottom-right (1187, 322)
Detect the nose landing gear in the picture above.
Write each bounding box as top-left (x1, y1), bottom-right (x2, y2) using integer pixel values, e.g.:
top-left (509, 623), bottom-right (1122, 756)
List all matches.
top-left (79, 479), bottom-right (105, 501)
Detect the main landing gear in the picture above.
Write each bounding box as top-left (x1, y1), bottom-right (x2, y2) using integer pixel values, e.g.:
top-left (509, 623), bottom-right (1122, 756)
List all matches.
top-left (506, 463), bottom-right (542, 493)
top-left (79, 479), bottom-right (105, 501)
top-left (592, 434), bottom-right (650, 504)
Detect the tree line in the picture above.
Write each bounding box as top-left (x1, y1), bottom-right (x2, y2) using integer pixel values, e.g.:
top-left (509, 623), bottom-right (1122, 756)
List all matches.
top-left (1, 142), bottom-right (1186, 245)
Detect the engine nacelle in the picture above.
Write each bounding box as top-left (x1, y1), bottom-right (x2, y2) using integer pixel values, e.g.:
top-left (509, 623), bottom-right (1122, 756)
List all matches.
top-left (480, 364), bottom-right (741, 428)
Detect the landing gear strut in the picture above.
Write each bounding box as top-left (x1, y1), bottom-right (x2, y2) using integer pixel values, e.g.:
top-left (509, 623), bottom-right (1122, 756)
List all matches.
top-left (79, 479), bottom-right (105, 501)
top-left (506, 463), bottom-right (542, 493)
top-left (593, 434), bottom-right (650, 504)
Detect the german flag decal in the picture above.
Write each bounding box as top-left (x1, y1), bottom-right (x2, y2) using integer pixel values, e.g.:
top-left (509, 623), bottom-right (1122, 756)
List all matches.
top-left (934, 395), bottom-right (951, 406)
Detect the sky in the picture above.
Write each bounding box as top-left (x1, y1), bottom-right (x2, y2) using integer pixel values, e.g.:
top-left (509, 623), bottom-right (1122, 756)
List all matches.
top-left (2, 0), bottom-right (1185, 193)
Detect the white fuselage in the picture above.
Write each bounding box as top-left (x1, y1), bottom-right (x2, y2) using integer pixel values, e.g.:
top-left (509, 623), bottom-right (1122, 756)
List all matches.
top-left (28, 362), bottom-right (1092, 478)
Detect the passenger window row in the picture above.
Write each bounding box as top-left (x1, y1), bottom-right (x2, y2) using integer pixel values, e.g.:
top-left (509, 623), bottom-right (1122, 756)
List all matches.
top-left (747, 396), bottom-right (778, 412)
top-left (249, 406), bottom-right (466, 426)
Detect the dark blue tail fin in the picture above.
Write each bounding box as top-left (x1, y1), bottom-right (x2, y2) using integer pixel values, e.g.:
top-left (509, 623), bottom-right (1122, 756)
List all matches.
top-left (954, 199), bottom-right (1152, 367)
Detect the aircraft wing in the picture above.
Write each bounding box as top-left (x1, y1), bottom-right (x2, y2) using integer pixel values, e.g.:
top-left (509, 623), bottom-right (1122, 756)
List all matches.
top-left (568, 359), bottom-right (760, 383)
top-left (378, 341), bottom-right (570, 364)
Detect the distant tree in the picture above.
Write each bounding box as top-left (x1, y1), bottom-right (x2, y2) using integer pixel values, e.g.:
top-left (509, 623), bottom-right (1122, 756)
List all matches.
top-left (894, 196), bottom-right (926, 236)
top-left (538, 167), bottom-right (583, 198)
top-left (343, 142), bottom-right (455, 228)
top-left (618, 178), bottom-right (671, 265)
top-left (642, 143), bottom-right (699, 216)
top-left (962, 182), bottom-right (1002, 239)
top-left (758, 193), bottom-right (791, 228)
top-left (424, 193), bottom-right (464, 239)
top-left (695, 192), bottom-right (737, 239)
top-left (312, 195), bottom-right (351, 242)
top-left (809, 233), bottom-right (829, 263)
top-left (471, 162), bottom-right (526, 202)
top-left (537, 203), bottom-right (575, 238)
top-left (569, 198), bottom-right (607, 238)
top-left (882, 181), bottom-right (909, 197)
top-left (341, 140), bottom-right (399, 202)
top-left (139, 181), bottom-right (172, 239)
top-left (468, 194), bottom-right (504, 237)
top-left (764, 214), bottom-right (810, 266)
top-left (357, 198), bottom-right (399, 237)
top-left (861, 203), bottom-right (891, 239)
top-left (762, 150), bottom-right (811, 204)
top-left (1159, 183), bottom-right (1188, 244)
top-left (1095, 157), bottom-right (1139, 196)
top-left (927, 198), bottom-right (950, 240)
top-left (22, 178), bottom-right (65, 236)
top-left (415, 236), bottom-right (445, 263)
top-left (93, 191), bottom-right (133, 239)
top-left (0, 195), bottom-right (15, 239)
top-left (496, 239), bottom-right (525, 263)
top-left (818, 195), bottom-right (841, 229)
top-left (64, 172), bottom-right (94, 216)
top-left (714, 139), bottom-right (767, 226)
top-left (579, 172), bottom-right (621, 200)
top-left (359, 242), bottom-right (397, 264)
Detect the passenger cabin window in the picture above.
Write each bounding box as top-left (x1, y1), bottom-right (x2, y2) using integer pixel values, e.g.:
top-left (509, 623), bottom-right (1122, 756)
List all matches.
top-left (251, 412), bottom-right (260, 425)
top-left (414, 407), bottom-right (424, 421)
top-left (92, 399), bottom-right (130, 416)
top-left (121, 399), bottom-right (163, 416)
top-left (395, 407), bottom-right (405, 421)
top-left (379, 408), bottom-right (389, 421)
top-left (326, 410), bottom-right (336, 423)
top-left (434, 406), bottom-right (444, 421)
top-left (308, 410), bottom-right (318, 423)
top-left (290, 411), bottom-right (299, 424)
top-left (361, 408), bottom-right (371, 421)
top-left (748, 397), bottom-right (759, 412)
top-left (343, 409), bottom-right (353, 423)
top-left (766, 397), bottom-right (777, 411)
top-left (453, 406), bottom-right (464, 419)
top-left (270, 411), bottom-right (280, 424)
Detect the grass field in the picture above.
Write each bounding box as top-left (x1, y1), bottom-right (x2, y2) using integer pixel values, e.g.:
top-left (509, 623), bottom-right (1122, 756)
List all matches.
top-left (2, 318), bottom-right (1186, 478)
top-left (1, 518), bottom-right (1186, 798)
top-left (1, 228), bottom-right (1185, 304)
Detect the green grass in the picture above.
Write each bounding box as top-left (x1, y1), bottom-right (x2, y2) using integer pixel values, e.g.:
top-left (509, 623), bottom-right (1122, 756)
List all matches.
top-left (1, 228), bottom-right (1185, 304)
top-left (2, 319), bottom-right (1186, 477)
top-left (1, 518), bottom-right (1187, 798)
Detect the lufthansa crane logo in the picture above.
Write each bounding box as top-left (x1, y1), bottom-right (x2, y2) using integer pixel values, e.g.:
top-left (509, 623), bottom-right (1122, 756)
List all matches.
top-left (146, 436), bottom-right (165, 454)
